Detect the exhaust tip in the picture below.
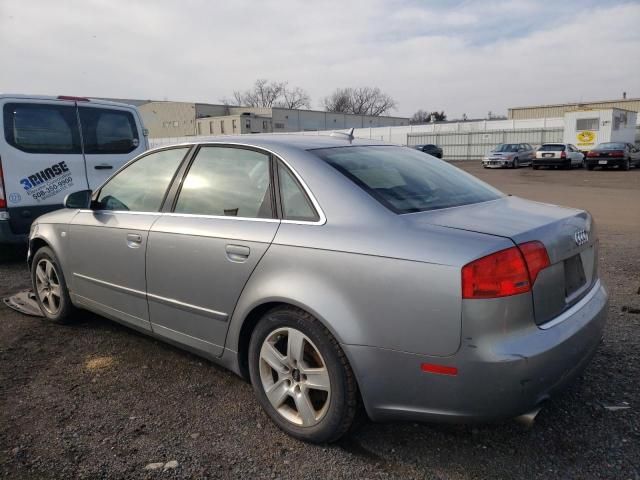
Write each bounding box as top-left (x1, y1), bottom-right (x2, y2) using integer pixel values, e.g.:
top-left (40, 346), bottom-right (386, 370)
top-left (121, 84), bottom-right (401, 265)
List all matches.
top-left (514, 406), bottom-right (542, 428)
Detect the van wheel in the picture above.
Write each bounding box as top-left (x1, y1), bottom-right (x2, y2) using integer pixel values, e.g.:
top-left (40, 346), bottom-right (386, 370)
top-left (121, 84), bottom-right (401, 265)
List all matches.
top-left (31, 247), bottom-right (74, 323)
top-left (248, 306), bottom-right (359, 443)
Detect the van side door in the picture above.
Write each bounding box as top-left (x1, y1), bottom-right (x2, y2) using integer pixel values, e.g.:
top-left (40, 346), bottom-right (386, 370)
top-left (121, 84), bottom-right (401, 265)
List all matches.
top-left (0, 99), bottom-right (89, 235)
top-left (78, 104), bottom-right (146, 189)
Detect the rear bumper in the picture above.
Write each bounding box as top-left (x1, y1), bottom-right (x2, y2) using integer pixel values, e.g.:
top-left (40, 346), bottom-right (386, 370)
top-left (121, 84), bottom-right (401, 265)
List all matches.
top-left (533, 158), bottom-right (571, 167)
top-left (586, 159), bottom-right (625, 167)
top-left (0, 219), bottom-right (27, 244)
top-left (482, 159), bottom-right (510, 168)
top-left (344, 280), bottom-right (608, 423)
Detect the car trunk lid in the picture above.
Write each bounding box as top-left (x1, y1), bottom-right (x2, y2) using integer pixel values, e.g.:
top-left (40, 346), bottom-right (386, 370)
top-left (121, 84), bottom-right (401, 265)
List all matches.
top-left (410, 196), bottom-right (598, 325)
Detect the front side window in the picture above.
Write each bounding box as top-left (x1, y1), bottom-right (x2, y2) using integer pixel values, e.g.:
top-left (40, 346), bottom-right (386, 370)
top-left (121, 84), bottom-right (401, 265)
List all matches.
top-left (3, 103), bottom-right (81, 154)
top-left (313, 146), bottom-right (503, 214)
top-left (96, 147), bottom-right (187, 211)
top-left (576, 118), bottom-right (599, 131)
top-left (79, 107), bottom-right (139, 154)
top-left (278, 161), bottom-right (318, 222)
top-left (174, 147), bottom-right (273, 218)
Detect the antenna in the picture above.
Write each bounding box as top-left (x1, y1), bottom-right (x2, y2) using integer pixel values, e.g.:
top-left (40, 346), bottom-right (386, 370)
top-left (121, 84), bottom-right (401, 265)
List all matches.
top-left (330, 127), bottom-right (355, 143)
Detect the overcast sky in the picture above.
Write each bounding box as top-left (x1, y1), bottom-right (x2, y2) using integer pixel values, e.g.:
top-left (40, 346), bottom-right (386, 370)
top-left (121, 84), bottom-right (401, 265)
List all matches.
top-left (2, 0), bottom-right (639, 118)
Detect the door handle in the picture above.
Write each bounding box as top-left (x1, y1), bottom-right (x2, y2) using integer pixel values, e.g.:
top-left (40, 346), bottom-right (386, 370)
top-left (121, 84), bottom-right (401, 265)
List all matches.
top-left (95, 165), bottom-right (113, 170)
top-left (225, 244), bottom-right (250, 262)
top-left (127, 233), bottom-right (142, 248)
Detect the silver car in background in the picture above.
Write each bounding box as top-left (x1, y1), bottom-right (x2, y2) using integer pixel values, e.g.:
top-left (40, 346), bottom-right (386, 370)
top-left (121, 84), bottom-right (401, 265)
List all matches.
top-left (483, 143), bottom-right (535, 168)
top-left (28, 135), bottom-right (608, 443)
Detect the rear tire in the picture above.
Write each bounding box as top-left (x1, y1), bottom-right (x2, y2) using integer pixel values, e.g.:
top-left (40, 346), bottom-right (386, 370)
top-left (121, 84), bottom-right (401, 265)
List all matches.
top-left (248, 306), bottom-right (360, 443)
top-left (622, 158), bottom-right (630, 171)
top-left (31, 246), bottom-right (75, 323)
top-left (532, 165), bottom-right (539, 170)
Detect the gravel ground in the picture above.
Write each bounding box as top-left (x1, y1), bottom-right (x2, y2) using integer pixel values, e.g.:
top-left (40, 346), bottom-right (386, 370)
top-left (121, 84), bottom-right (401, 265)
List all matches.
top-left (1, 164), bottom-right (639, 479)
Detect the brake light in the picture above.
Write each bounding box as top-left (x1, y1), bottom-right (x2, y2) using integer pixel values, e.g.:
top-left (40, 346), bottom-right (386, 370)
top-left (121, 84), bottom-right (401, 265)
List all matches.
top-left (57, 95), bottom-right (90, 102)
top-left (587, 151), bottom-right (598, 157)
top-left (560, 151), bottom-right (567, 158)
top-left (518, 241), bottom-right (551, 284)
top-left (610, 151), bottom-right (624, 157)
top-left (0, 160), bottom-right (6, 209)
top-left (462, 242), bottom-right (550, 299)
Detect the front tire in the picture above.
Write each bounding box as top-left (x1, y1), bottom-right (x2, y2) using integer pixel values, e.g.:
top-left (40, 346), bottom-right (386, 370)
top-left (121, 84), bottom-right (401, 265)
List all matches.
top-left (512, 158), bottom-right (519, 169)
top-left (31, 246), bottom-right (74, 323)
top-left (622, 158), bottom-right (630, 171)
top-left (248, 306), bottom-right (359, 443)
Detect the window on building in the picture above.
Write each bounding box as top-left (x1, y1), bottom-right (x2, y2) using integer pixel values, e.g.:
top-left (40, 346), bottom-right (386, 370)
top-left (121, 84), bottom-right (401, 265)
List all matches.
top-left (245, 119), bottom-right (251, 129)
top-left (220, 121), bottom-right (225, 134)
top-left (576, 118), bottom-right (599, 131)
top-left (197, 123), bottom-right (202, 135)
top-left (209, 121), bottom-right (214, 134)
top-left (274, 122), bottom-right (285, 129)
top-left (174, 147), bottom-right (273, 218)
top-left (172, 121), bottom-right (180, 127)
top-left (262, 120), bottom-right (268, 130)
top-left (232, 119), bottom-right (237, 131)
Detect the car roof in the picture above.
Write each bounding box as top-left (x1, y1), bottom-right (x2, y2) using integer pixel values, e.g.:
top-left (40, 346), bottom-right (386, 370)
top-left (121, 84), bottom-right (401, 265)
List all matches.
top-left (156, 134), bottom-right (392, 152)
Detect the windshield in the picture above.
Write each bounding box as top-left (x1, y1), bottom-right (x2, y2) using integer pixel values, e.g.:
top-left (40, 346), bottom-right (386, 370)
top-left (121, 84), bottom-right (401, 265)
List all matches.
top-left (312, 146), bottom-right (503, 214)
top-left (493, 144), bottom-right (519, 152)
top-left (597, 142), bottom-right (626, 150)
top-left (539, 144), bottom-right (566, 151)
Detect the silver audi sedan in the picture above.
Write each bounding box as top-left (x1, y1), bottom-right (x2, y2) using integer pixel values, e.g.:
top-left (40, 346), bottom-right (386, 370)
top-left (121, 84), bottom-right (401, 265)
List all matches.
top-left (27, 135), bottom-right (608, 443)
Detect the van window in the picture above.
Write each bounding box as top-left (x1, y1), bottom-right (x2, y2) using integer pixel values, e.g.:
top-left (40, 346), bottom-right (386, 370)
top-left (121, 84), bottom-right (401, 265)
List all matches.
top-left (3, 103), bottom-right (81, 154)
top-left (79, 107), bottom-right (139, 154)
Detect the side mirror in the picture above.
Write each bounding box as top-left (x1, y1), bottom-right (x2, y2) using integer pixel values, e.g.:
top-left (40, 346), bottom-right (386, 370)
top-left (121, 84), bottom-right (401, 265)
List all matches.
top-left (64, 190), bottom-right (92, 209)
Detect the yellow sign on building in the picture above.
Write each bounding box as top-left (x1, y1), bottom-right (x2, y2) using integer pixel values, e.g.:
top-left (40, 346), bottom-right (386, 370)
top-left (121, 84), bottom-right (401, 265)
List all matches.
top-left (577, 131), bottom-right (596, 146)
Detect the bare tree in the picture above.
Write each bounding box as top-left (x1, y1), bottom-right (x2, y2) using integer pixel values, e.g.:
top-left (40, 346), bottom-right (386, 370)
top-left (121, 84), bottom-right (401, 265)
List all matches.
top-left (222, 79), bottom-right (311, 109)
top-left (322, 88), bottom-right (352, 113)
top-left (323, 87), bottom-right (397, 116)
top-left (410, 109), bottom-right (447, 124)
top-left (277, 86), bottom-right (311, 109)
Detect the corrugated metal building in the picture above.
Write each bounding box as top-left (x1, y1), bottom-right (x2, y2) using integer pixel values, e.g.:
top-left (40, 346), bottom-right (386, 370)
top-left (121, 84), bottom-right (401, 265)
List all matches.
top-left (508, 97), bottom-right (640, 119)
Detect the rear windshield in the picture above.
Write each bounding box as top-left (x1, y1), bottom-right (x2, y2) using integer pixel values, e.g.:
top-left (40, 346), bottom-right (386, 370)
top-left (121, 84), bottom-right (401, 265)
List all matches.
top-left (539, 144), bottom-right (566, 151)
top-left (312, 146), bottom-right (503, 214)
top-left (597, 142), bottom-right (626, 150)
top-left (493, 144), bottom-right (519, 152)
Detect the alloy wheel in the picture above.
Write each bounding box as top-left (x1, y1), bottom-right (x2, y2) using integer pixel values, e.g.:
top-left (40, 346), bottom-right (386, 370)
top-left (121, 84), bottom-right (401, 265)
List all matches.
top-left (259, 327), bottom-right (331, 427)
top-left (35, 259), bottom-right (62, 316)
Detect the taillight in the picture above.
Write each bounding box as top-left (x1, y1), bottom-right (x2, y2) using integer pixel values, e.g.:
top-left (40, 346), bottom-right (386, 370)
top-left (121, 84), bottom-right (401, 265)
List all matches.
top-left (0, 160), bottom-right (6, 209)
top-left (462, 241), bottom-right (550, 299)
top-left (587, 151), bottom-right (598, 157)
top-left (560, 151), bottom-right (567, 158)
top-left (610, 151), bottom-right (624, 157)
top-left (518, 241), bottom-right (551, 284)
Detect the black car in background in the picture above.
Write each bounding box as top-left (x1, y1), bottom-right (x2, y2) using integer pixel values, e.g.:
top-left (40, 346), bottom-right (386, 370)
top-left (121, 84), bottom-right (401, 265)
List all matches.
top-left (414, 144), bottom-right (443, 158)
top-left (585, 142), bottom-right (640, 170)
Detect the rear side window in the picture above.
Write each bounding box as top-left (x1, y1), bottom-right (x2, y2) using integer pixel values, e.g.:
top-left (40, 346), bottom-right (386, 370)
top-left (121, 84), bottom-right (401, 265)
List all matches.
top-left (539, 144), bottom-right (566, 151)
top-left (277, 161), bottom-right (318, 222)
top-left (79, 107), bottom-right (139, 154)
top-left (313, 146), bottom-right (503, 214)
top-left (96, 147), bottom-right (187, 212)
top-left (3, 103), bottom-right (81, 154)
top-left (174, 146), bottom-right (273, 219)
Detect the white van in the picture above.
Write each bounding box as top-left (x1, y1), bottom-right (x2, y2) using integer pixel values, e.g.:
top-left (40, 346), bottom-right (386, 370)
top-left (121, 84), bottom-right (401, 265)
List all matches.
top-left (0, 95), bottom-right (148, 243)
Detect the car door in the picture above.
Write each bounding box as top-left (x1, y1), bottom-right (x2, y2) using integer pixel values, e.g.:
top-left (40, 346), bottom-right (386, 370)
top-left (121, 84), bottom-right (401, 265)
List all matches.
top-left (146, 145), bottom-right (279, 356)
top-left (68, 146), bottom-right (190, 331)
top-left (78, 104), bottom-right (147, 189)
top-left (0, 99), bottom-right (89, 234)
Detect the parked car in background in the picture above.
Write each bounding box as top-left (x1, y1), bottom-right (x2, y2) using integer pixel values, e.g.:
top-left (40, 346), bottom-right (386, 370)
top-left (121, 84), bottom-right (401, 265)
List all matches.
top-left (482, 143), bottom-right (535, 168)
top-left (28, 136), bottom-right (608, 443)
top-left (0, 94), bottom-right (148, 243)
top-left (533, 143), bottom-right (584, 170)
top-left (414, 144), bottom-right (443, 158)
top-left (585, 142), bottom-right (640, 170)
